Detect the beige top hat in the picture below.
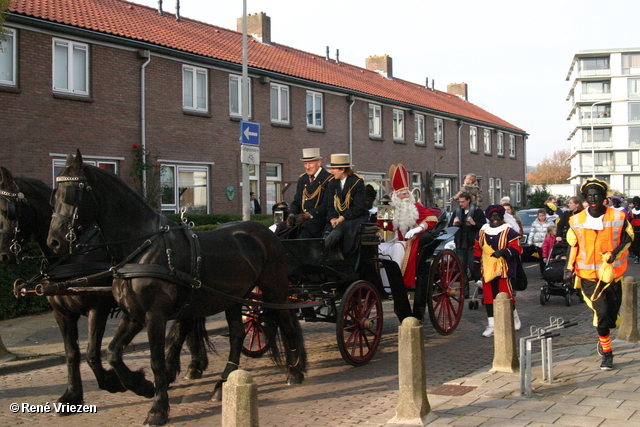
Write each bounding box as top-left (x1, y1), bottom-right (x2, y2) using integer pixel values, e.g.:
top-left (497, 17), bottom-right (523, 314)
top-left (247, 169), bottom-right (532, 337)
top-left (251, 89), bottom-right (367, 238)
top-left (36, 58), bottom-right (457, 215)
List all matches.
top-left (326, 153), bottom-right (353, 169)
top-left (300, 148), bottom-right (323, 161)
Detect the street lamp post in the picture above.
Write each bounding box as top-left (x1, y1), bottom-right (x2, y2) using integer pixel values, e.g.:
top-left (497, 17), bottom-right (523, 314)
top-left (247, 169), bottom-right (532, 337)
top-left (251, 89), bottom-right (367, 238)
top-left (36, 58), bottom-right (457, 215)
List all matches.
top-left (241, 0), bottom-right (250, 221)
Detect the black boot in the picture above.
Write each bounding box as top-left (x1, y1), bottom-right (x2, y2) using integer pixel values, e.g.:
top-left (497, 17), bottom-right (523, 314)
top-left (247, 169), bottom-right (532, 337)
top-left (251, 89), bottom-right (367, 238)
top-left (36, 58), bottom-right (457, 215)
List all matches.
top-left (324, 229), bottom-right (343, 250)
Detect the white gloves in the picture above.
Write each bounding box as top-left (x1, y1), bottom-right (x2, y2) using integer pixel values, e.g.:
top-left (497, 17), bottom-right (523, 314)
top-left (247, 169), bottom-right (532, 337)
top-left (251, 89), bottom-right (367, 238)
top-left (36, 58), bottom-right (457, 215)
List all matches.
top-left (404, 226), bottom-right (423, 240)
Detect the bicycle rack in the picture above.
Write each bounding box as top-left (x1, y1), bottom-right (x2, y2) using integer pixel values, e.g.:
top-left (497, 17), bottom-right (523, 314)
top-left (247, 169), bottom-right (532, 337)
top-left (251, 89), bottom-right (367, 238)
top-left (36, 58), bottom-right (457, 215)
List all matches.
top-left (519, 317), bottom-right (578, 397)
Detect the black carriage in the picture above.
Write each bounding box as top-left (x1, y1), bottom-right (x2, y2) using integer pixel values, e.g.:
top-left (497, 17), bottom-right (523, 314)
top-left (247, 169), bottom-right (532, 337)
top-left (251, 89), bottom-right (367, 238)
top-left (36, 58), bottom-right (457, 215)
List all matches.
top-left (243, 207), bottom-right (464, 366)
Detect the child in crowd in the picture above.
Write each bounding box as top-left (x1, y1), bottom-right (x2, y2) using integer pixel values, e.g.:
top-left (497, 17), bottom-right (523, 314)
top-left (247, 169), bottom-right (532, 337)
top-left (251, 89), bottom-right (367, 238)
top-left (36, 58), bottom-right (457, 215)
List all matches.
top-left (541, 225), bottom-right (557, 260)
top-left (450, 173), bottom-right (482, 223)
top-left (527, 208), bottom-right (554, 275)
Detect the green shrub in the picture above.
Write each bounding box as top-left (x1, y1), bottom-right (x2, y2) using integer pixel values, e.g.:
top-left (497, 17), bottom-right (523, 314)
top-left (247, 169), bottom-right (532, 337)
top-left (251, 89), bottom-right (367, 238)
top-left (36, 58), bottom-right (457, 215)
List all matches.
top-left (0, 243), bottom-right (51, 320)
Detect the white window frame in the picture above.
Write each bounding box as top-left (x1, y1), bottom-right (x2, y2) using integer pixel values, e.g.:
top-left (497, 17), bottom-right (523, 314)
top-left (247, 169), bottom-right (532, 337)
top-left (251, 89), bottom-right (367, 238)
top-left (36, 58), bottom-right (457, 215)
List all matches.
top-left (53, 158), bottom-right (118, 184)
top-left (497, 132), bottom-right (504, 156)
top-left (488, 177), bottom-right (495, 205)
top-left (265, 163), bottom-right (282, 213)
top-left (483, 129), bottom-right (491, 154)
top-left (495, 178), bottom-right (502, 201)
top-left (270, 83), bottom-right (290, 124)
top-left (229, 74), bottom-right (251, 118)
top-left (414, 114), bottom-right (425, 145)
top-left (510, 181), bottom-right (522, 205)
top-left (0, 28), bottom-right (17, 86)
top-left (509, 135), bottom-right (516, 158)
top-left (306, 91), bottom-right (323, 128)
top-left (52, 38), bottom-right (89, 95)
top-left (469, 126), bottom-right (478, 152)
top-left (369, 104), bottom-right (382, 137)
top-left (182, 65), bottom-right (208, 112)
top-left (393, 109), bottom-right (405, 141)
top-left (248, 164), bottom-right (259, 196)
top-left (160, 164), bottom-right (209, 214)
top-left (434, 118), bottom-right (444, 147)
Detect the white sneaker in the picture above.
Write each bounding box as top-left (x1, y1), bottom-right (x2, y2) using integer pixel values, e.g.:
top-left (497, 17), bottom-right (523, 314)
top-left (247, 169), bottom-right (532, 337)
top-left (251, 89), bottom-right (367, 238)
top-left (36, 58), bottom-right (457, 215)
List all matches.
top-left (513, 309), bottom-right (521, 331)
top-left (482, 317), bottom-right (494, 337)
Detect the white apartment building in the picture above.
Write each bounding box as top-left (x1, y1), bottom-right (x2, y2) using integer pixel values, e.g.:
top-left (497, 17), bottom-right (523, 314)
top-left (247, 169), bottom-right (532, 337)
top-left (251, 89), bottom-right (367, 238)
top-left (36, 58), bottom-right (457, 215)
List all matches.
top-left (566, 48), bottom-right (640, 196)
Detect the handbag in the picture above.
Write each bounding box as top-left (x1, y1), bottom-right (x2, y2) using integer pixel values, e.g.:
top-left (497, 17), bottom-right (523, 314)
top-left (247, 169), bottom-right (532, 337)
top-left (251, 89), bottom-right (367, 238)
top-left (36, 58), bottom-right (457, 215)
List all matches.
top-left (513, 257), bottom-right (528, 291)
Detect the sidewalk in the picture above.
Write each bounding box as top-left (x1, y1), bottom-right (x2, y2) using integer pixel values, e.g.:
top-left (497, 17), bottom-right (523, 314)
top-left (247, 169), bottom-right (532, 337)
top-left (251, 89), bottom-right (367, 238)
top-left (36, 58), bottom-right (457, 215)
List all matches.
top-left (416, 338), bottom-right (640, 426)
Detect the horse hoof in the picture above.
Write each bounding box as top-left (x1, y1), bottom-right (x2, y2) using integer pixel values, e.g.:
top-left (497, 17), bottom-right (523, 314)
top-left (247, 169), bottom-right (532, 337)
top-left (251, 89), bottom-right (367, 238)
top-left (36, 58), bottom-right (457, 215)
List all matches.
top-left (184, 368), bottom-right (203, 380)
top-left (287, 374), bottom-right (304, 385)
top-left (144, 412), bottom-right (168, 426)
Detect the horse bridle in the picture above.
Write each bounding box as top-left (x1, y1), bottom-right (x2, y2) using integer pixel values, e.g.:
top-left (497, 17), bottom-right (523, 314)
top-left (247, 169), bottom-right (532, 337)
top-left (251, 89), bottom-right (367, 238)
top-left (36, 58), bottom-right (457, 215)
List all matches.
top-left (0, 187), bottom-right (27, 258)
top-left (53, 175), bottom-right (93, 252)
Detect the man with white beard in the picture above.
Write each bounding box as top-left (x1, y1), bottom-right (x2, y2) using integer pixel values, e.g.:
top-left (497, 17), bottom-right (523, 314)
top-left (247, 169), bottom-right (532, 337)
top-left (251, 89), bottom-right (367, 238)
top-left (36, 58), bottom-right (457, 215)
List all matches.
top-left (378, 164), bottom-right (440, 288)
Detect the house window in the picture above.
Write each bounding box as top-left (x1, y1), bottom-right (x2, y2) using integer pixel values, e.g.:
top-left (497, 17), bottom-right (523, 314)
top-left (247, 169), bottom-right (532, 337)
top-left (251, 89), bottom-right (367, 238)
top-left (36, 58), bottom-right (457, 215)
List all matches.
top-left (629, 79), bottom-right (640, 98)
top-left (412, 172), bottom-right (422, 201)
top-left (270, 83), bottom-right (290, 124)
top-left (580, 57), bottom-right (609, 72)
top-left (182, 65), bottom-right (208, 112)
top-left (393, 109), bottom-right (405, 141)
top-left (581, 104), bottom-right (611, 119)
top-left (248, 164), bottom-right (259, 195)
top-left (509, 135), bottom-right (516, 158)
top-left (306, 91), bottom-right (323, 128)
top-left (510, 181), bottom-right (522, 206)
top-left (434, 177), bottom-right (452, 211)
top-left (414, 114), bottom-right (425, 145)
top-left (622, 53), bottom-right (640, 75)
top-left (488, 178), bottom-right (494, 205)
top-left (265, 163), bottom-right (281, 213)
top-left (434, 118), bottom-right (444, 147)
top-left (630, 127), bottom-right (640, 147)
top-left (629, 103), bottom-right (640, 123)
top-left (615, 151), bottom-right (639, 172)
top-left (582, 81), bottom-right (610, 95)
top-left (161, 164), bottom-right (209, 214)
top-left (582, 128), bottom-right (611, 143)
top-left (229, 74), bottom-right (251, 117)
top-left (369, 104), bottom-right (382, 137)
top-left (53, 38), bottom-right (89, 95)
top-left (53, 158), bottom-right (117, 183)
top-left (624, 175), bottom-right (640, 194)
top-left (497, 132), bottom-right (504, 156)
top-left (483, 129), bottom-right (491, 154)
top-left (0, 28), bottom-right (17, 86)
top-left (469, 126), bottom-right (477, 152)
top-left (495, 178), bottom-right (502, 201)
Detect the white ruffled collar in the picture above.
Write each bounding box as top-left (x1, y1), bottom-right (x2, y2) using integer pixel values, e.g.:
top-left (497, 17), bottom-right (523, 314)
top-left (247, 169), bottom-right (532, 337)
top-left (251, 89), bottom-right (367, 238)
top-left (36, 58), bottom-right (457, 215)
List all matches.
top-left (480, 223), bottom-right (510, 235)
top-left (584, 209), bottom-right (604, 231)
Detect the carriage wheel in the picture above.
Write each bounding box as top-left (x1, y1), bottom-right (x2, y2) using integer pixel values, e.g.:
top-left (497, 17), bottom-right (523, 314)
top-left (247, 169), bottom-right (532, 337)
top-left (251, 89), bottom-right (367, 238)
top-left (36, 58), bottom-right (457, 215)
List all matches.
top-left (336, 280), bottom-right (383, 367)
top-left (426, 250), bottom-right (464, 336)
top-left (565, 292), bottom-right (571, 307)
top-left (241, 287), bottom-right (271, 358)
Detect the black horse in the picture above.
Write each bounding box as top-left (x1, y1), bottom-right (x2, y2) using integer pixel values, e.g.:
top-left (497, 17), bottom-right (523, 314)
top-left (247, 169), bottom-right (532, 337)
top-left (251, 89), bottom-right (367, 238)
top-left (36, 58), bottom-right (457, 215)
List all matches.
top-left (0, 166), bottom-right (210, 409)
top-left (47, 151), bottom-right (307, 426)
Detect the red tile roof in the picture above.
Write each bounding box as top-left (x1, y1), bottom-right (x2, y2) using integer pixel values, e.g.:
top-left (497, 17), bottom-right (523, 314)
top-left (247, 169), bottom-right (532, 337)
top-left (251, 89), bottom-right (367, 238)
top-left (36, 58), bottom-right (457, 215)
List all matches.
top-left (8, 0), bottom-right (523, 132)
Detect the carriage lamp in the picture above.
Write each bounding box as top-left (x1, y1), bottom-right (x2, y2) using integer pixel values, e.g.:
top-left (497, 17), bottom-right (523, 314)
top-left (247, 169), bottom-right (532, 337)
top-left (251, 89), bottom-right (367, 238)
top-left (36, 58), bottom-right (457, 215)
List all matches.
top-left (273, 201), bottom-right (289, 225)
top-left (377, 195), bottom-right (395, 241)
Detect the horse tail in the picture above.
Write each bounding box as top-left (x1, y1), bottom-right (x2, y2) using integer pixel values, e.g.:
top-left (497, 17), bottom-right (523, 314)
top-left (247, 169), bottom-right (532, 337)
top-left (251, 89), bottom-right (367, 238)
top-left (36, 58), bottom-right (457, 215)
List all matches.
top-left (263, 307), bottom-right (308, 376)
top-left (263, 308), bottom-right (284, 367)
top-left (186, 316), bottom-right (215, 363)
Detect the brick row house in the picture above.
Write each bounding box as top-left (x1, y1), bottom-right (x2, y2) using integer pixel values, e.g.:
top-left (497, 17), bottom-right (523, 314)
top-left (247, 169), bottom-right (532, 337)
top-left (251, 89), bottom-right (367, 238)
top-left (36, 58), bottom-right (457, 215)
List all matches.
top-left (1, 0), bottom-right (528, 215)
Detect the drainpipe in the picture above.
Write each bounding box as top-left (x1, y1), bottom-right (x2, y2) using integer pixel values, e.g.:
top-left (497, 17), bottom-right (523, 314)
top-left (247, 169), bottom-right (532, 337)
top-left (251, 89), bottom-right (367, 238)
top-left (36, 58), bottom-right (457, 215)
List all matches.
top-left (348, 96), bottom-right (355, 162)
top-left (457, 120), bottom-right (463, 186)
top-left (139, 50), bottom-right (151, 197)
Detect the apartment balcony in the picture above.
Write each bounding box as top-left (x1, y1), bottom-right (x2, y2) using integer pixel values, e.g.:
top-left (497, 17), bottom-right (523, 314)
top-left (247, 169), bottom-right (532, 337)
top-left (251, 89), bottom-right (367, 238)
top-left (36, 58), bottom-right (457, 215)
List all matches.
top-left (580, 117), bottom-right (612, 125)
top-left (579, 69), bottom-right (611, 77)
top-left (580, 141), bottom-right (613, 150)
top-left (576, 92), bottom-right (612, 102)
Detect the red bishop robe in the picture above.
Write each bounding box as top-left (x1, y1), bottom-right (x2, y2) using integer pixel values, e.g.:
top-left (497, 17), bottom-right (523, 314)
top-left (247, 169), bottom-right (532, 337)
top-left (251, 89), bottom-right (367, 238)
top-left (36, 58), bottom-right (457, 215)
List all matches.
top-left (378, 203), bottom-right (440, 288)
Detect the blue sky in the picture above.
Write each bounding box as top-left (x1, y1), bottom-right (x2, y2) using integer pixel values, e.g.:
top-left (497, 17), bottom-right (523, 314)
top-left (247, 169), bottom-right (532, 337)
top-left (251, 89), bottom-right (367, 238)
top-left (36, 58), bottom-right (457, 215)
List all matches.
top-left (134, 0), bottom-right (639, 167)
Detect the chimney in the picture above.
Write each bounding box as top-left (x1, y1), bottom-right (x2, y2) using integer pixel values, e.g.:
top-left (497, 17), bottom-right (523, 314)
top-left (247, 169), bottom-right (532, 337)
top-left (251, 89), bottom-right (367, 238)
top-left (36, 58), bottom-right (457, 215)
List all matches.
top-left (175, 0), bottom-right (180, 21)
top-left (365, 55), bottom-right (393, 79)
top-left (158, 0), bottom-right (164, 15)
top-left (447, 82), bottom-right (468, 101)
top-left (237, 12), bottom-right (271, 44)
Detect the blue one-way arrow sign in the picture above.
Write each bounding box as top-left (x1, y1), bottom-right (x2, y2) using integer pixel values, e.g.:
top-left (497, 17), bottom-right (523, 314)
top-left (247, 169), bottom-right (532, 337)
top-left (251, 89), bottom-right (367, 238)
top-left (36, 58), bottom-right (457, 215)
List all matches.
top-left (240, 121), bottom-right (260, 146)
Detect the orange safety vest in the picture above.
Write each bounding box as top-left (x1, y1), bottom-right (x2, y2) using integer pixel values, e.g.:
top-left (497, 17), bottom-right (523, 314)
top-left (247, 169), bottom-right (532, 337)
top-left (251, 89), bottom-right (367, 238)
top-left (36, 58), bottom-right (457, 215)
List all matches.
top-left (569, 207), bottom-right (628, 280)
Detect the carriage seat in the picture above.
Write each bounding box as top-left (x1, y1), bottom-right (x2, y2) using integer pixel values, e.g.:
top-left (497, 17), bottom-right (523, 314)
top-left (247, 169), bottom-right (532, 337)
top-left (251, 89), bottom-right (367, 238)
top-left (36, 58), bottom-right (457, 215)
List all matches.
top-left (360, 224), bottom-right (382, 245)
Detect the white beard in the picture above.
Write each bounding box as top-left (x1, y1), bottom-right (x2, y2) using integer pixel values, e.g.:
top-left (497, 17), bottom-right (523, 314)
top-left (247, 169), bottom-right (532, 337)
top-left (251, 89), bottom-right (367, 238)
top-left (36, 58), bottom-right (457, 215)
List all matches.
top-left (392, 192), bottom-right (419, 236)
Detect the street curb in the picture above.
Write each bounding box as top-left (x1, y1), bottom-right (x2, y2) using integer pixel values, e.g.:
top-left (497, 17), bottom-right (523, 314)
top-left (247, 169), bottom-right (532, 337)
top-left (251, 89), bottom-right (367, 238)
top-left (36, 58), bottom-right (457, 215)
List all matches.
top-left (0, 324), bottom-right (229, 376)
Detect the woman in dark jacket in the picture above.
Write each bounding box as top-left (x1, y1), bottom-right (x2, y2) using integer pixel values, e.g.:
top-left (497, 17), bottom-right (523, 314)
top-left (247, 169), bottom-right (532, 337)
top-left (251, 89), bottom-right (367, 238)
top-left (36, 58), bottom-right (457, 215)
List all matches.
top-left (557, 196), bottom-right (584, 241)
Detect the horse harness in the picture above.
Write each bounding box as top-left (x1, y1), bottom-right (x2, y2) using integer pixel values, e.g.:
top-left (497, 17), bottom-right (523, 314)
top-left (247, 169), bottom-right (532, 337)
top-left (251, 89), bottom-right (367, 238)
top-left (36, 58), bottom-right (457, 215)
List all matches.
top-left (0, 187), bottom-right (28, 257)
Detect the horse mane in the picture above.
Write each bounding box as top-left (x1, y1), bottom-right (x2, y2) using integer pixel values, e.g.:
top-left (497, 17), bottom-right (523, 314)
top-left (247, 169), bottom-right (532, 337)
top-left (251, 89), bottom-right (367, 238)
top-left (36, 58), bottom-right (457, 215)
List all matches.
top-left (83, 164), bottom-right (170, 221)
top-left (15, 176), bottom-right (53, 196)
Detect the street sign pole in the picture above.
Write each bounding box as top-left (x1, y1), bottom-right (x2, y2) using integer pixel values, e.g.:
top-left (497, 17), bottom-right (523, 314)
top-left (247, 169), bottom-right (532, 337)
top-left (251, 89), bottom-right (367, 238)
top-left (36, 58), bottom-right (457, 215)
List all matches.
top-left (241, 0), bottom-right (250, 221)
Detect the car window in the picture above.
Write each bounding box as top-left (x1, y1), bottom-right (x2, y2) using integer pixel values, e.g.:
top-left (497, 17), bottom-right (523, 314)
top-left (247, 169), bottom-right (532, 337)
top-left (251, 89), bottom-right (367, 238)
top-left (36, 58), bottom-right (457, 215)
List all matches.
top-left (517, 210), bottom-right (539, 226)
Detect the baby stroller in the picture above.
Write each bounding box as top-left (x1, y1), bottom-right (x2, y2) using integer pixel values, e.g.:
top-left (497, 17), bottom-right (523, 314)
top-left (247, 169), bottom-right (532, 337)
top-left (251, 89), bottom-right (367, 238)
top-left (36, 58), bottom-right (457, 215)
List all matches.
top-left (540, 241), bottom-right (583, 306)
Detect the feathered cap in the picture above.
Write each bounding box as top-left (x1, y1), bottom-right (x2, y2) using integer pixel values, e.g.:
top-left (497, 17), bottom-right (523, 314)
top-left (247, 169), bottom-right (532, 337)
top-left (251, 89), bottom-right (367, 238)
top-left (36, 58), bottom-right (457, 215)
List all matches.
top-left (485, 204), bottom-right (505, 219)
top-left (580, 177), bottom-right (609, 197)
top-left (389, 163), bottom-right (409, 193)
